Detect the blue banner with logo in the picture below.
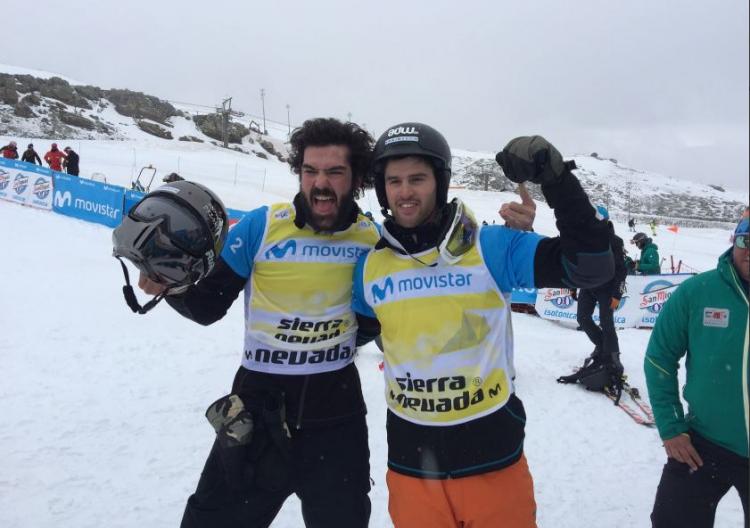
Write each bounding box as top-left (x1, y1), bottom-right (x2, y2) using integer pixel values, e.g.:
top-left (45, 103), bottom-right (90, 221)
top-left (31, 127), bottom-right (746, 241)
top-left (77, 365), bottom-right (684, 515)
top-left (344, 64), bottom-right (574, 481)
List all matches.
top-left (510, 287), bottom-right (537, 305)
top-left (0, 158), bottom-right (54, 209)
top-left (123, 189), bottom-right (145, 216)
top-left (52, 174), bottom-right (126, 227)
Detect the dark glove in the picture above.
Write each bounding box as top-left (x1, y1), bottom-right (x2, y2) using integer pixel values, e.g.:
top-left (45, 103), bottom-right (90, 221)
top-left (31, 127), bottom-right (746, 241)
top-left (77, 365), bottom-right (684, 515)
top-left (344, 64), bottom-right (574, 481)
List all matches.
top-left (205, 394), bottom-right (254, 448)
top-left (495, 135), bottom-right (566, 185)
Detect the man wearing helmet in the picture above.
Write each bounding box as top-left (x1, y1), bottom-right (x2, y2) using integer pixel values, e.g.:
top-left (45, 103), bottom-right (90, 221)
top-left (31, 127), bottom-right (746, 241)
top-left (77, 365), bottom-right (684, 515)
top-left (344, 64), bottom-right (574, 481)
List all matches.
top-left (136, 118), bottom-right (379, 528)
top-left (632, 232), bottom-right (661, 275)
top-left (352, 123), bottom-right (613, 527)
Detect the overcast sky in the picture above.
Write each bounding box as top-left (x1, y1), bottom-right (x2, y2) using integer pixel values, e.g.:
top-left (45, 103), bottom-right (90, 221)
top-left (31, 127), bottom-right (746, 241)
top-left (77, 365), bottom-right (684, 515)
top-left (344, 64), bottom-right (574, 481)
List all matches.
top-left (5, 0), bottom-right (749, 191)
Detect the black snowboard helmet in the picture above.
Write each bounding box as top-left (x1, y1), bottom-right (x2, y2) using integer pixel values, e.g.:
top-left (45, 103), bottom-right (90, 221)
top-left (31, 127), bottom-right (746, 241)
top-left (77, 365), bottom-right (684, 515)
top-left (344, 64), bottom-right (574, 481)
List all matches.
top-left (371, 122), bottom-right (452, 211)
top-left (632, 232), bottom-right (650, 250)
top-left (113, 180), bottom-right (228, 287)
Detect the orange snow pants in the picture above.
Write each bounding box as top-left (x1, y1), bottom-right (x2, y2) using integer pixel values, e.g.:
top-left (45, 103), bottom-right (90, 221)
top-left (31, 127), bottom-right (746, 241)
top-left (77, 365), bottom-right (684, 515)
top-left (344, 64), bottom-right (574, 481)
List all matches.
top-left (386, 454), bottom-right (537, 528)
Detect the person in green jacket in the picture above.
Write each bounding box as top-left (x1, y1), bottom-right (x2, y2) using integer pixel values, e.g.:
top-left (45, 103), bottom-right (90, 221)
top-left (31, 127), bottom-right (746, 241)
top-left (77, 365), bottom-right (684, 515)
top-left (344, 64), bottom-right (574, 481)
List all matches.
top-left (644, 217), bottom-right (749, 528)
top-left (632, 232), bottom-right (660, 275)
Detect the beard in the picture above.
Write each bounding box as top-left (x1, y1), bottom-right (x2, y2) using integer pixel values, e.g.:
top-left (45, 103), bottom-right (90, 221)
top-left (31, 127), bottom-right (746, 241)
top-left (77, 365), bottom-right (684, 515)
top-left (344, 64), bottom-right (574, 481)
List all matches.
top-left (297, 187), bottom-right (358, 233)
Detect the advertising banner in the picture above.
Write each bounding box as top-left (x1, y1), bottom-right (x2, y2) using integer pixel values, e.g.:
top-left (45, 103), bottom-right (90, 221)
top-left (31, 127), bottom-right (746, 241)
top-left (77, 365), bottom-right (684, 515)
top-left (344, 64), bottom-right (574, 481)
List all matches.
top-left (123, 189), bottom-right (145, 215)
top-left (510, 287), bottom-right (538, 305)
top-left (52, 174), bottom-right (125, 228)
top-left (630, 274), bottom-right (694, 328)
top-left (535, 273), bottom-right (695, 329)
top-left (0, 158), bottom-right (54, 209)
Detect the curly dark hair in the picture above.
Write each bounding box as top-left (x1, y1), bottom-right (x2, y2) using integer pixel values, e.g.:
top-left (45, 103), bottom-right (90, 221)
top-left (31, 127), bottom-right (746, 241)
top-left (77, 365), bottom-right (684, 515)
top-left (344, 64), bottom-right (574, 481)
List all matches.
top-left (288, 118), bottom-right (374, 197)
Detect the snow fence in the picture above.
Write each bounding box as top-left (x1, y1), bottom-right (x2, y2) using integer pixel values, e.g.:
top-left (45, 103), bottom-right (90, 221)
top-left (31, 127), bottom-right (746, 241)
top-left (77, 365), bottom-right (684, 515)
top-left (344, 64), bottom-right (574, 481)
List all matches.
top-left (0, 157), bottom-right (249, 228)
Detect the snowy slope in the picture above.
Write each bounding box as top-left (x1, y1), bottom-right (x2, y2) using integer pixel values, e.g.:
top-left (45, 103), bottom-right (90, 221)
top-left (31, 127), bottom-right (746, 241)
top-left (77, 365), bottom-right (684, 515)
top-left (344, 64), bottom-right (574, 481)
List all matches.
top-left (1, 170), bottom-right (744, 527)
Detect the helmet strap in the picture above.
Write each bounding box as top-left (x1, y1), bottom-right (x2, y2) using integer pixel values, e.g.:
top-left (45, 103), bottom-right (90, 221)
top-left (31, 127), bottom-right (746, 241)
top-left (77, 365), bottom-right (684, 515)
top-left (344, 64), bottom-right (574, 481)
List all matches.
top-left (115, 257), bottom-right (167, 314)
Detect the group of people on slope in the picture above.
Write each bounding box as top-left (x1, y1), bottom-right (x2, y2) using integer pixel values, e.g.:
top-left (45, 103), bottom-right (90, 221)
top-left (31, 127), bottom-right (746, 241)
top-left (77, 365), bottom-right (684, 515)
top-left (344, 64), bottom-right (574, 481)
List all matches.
top-left (112, 118), bottom-right (747, 528)
top-left (1, 140), bottom-right (80, 175)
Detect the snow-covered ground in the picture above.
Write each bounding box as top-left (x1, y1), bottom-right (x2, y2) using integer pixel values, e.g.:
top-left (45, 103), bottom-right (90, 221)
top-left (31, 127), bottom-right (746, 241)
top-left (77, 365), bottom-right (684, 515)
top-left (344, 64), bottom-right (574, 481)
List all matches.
top-left (1, 138), bottom-right (745, 527)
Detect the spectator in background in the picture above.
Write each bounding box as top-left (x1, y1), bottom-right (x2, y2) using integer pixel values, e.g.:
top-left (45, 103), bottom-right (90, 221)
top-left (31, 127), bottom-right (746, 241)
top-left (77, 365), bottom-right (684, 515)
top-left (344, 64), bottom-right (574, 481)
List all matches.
top-left (44, 143), bottom-right (67, 172)
top-left (558, 205), bottom-right (627, 397)
top-left (21, 144), bottom-right (42, 165)
top-left (63, 147), bottom-right (80, 176)
top-left (644, 217), bottom-right (748, 528)
top-left (628, 217), bottom-right (636, 232)
top-left (1, 141), bottom-right (19, 159)
top-left (649, 218), bottom-right (658, 236)
top-left (632, 232), bottom-right (660, 275)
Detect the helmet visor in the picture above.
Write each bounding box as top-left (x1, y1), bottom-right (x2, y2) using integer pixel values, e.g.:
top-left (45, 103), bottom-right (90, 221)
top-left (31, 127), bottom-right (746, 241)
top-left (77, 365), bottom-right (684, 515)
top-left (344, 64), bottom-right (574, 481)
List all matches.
top-left (113, 217), bottom-right (203, 286)
top-left (130, 196), bottom-right (209, 256)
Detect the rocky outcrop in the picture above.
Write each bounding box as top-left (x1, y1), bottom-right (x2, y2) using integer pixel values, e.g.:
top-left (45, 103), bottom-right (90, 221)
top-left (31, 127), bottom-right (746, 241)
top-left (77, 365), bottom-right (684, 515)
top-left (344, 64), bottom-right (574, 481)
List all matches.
top-left (137, 120), bottom-right (173, 139)
top-left (178, 135), bottom-right (204, 142)
top-left (58, 110), bottom-right (96, 130)
top-left (73, 85), bottom-right (104, 101)
top-left (0, 76), bottom-right (18, 105)
top-left (39, 77), bottom-right (91, 109)
top-left (105, 89), bottom-right (178, 124)
top-left (20, 93), bottom-right (41, 107)
top-left (193, 114), bottom-right (248, 144)
top-left (13, 102), bottom-right (36, 118)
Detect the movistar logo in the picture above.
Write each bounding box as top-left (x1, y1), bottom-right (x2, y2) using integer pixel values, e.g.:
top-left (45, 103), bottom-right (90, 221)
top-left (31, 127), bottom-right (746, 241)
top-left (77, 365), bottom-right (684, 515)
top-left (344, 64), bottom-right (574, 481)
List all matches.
top-left (371, 277), bottom-right (394, 303)
top-left (371, 271), bottom-right (474, 304)
top-left (54, 191), bottom-right (72, 208)
top-left (265, 240), bottom-right (297, 259)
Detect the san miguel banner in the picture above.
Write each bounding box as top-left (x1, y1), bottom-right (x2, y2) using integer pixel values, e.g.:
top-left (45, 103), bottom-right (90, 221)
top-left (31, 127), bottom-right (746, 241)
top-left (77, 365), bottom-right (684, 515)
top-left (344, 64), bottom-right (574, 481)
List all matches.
top-left (630, 274), bottom-right (694, 327)
top-left (0, 158), bottom-right (54, 210)
top-left (535, 273), bottom-right (695, 329)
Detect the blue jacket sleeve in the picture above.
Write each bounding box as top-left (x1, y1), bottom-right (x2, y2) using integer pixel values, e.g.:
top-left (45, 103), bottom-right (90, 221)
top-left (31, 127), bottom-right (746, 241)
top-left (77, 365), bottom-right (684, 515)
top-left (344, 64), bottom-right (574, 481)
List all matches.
top-left (479, 226), bottom-right (543, 291)
top-left (220, 206), bottom-right (268, 278)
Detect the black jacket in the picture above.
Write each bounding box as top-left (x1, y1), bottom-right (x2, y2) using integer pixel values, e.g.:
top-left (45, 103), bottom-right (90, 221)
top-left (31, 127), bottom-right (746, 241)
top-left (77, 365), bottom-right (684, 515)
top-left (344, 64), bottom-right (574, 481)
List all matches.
top-left (600, 224), bottom-right (627, 300)
top-left (21, 149), bottom-right (42, 165)
top-left (64, 150), bottom-right (80, 175)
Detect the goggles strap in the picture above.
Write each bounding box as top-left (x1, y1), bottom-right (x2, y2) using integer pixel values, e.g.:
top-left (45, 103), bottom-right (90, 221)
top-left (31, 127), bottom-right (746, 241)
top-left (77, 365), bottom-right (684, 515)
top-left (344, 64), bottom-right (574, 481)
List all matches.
top-left (115, 257), bottom-right (167, 314)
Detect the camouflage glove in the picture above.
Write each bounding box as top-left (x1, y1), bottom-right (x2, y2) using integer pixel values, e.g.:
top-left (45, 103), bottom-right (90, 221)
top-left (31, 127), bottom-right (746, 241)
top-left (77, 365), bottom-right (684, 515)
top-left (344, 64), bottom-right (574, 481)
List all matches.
top-left (205, 394), bottom-right (254, 448)
top-left (495, 135), bottom-right (566, 185)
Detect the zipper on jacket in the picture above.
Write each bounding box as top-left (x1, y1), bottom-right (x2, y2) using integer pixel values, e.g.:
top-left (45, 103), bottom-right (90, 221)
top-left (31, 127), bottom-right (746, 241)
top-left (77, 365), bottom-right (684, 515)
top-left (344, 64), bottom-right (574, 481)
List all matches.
top-left (295, 375), bottom-right (310, 430)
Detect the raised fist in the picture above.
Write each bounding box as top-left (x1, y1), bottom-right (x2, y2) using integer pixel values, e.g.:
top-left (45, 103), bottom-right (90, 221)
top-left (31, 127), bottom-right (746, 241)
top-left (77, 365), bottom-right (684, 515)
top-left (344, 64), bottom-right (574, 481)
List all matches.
top-left (495, 135), bottom-right (565, 185)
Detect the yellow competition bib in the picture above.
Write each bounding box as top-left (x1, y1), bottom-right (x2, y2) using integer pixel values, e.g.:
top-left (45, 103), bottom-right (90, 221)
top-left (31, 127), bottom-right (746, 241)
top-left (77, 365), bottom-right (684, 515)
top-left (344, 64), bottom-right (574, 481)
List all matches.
top-left (243, 203), bottom-right (379, 375)
top-left (363, 244), bottom-right (514, 425)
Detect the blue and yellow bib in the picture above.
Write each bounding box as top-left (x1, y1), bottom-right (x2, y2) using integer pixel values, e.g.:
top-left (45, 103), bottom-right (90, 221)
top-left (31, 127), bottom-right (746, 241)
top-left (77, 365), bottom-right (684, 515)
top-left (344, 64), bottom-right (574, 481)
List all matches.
top-left (223, 202), bottom-right (380, 375)
top-left (359, 243), bottom-right (515, 425)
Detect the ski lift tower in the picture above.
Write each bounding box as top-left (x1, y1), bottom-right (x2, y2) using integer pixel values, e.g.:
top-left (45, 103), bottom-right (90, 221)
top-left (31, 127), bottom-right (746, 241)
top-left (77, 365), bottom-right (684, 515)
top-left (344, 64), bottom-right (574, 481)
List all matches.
top-left (217, 97), bottom-right (232, 148)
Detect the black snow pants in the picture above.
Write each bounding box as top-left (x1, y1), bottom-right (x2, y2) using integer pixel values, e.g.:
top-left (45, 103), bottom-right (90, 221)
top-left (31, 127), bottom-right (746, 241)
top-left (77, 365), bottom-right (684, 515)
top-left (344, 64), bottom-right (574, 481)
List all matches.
top-left (576, 287), bottom-right (619, 361)
top-left (651, 431), bottom-right (748, 528)
top-left (180, 414), bottom-right (371, 528)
